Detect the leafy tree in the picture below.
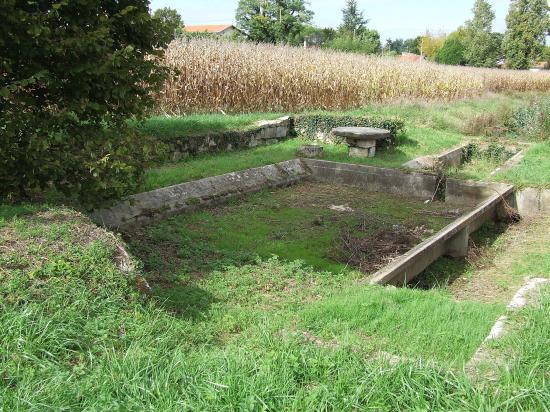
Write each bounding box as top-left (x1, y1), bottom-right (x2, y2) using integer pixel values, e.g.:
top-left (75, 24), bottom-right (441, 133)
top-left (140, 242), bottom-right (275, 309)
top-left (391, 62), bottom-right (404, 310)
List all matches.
top-left (339, 0), bottom-right (368, 38)
top-left (503, 0), bottom-right (550, 69)
top-left (0, 0), bottom-right (169, 205)
top-left (327, 29), bottom-right (381, 54)
top-left (403, 37), bottom-right (422, 54)
top-left (300, 26), bottom-right (336, 47)
top-left (463, 0), bottom-right (499, 67)
top-left (236, 0), bottom-right (313, 44)
top-left (421, 32), bottom-right (447, 60)
top-left (435, 38), bottom-right (467, 65)
top-left (385, 38), bottom-right (406, 54)
top-left (153, 7), bottom-right (184, 42)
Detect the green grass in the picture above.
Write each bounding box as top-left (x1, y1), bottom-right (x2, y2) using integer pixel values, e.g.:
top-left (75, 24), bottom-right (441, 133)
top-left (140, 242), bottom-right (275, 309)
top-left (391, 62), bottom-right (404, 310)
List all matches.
top-left (494, 141), bottom-right (550, 188)
top-left (338, 92), bottom-right (542, 135)
top-left (4, 92), bottom-right (550, 409)
top-left (139, 92), bottom-right (542, 140)
top-left (450, 141), bottom-right (550, 188)
top-left (140, 126), bottom-right (465, 192)
top-left (135, 112), bottom-right (282, 139)
top-left (301, 286), bottom-right (503, 366)
top-left (128, 182), bottom-right (454, 281)
top-left (3, 205), bottom-right (550, 409)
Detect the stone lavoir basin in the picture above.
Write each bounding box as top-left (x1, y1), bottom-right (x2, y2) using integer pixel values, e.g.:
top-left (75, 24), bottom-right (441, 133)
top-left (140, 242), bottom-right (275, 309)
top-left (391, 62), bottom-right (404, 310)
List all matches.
top-left (94, 159), bottom-right (516, 286)
top-left (125, 181), bottom-right (461, 279)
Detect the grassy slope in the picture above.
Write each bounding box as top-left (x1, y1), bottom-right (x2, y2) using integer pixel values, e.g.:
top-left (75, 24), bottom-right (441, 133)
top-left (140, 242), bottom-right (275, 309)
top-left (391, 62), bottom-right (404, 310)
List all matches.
top-left (140, 127), bottom-right (464, 192)
top-left (3, 204), bottom-right (550, 410)
top-left (3, 93), bottom-right (550, 409)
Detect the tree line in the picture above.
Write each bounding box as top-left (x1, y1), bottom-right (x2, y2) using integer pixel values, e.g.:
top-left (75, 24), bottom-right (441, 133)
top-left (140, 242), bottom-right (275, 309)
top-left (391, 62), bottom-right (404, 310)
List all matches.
top-left (155, 0), bottom-right (549, 69)
top-left (420, 0), bottom-right (550, 69)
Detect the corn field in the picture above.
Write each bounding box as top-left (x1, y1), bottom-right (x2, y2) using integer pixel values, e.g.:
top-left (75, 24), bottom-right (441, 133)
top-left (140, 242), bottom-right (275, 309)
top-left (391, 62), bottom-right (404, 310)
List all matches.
top-left (156, 39), bottom-right (550, 114)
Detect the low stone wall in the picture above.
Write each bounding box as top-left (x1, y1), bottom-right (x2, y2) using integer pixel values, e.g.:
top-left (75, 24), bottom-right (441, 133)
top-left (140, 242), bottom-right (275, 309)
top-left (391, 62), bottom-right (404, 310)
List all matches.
top-left (163, 116), bottom-right (292, 162)
top-left (92, 159), bottom-right (309, 228)
top-left (94, 157), bottom-right (523, 287)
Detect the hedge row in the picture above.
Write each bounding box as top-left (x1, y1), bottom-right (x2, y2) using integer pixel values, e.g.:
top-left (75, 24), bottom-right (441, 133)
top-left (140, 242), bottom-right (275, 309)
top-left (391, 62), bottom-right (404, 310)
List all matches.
top-left (294, 114), bottom-right (405, 146)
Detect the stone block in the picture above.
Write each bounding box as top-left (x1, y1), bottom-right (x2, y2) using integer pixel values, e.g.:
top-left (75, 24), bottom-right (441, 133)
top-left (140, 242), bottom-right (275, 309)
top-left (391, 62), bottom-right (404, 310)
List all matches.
top-left (276, 126), bottom-right (288, 138)
top-left (297, 145), bottom-right (324, 158)
top-left (355, 139), bottom-right (376, 149)
top-left (349, 147), bottom-right (372, 158)
top-left (261, 127), bottom-right (277, 139)
top-left (445, 227), bottom-right (469, 258)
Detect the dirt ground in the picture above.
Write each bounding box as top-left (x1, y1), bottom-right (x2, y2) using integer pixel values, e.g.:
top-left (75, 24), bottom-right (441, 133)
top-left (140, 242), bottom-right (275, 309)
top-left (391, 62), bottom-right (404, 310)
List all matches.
top-left (446, 215), bottom-right (550, 304)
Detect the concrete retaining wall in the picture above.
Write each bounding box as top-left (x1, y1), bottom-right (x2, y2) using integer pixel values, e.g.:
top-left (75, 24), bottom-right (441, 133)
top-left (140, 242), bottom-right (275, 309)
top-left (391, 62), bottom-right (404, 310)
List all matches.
top-left (446, 178), bottom-right (512, 206)
top-left (301, 159), bottom-right (516, 286)
top-left (403, 144), bottom-right (468, 170)
top-left (369, 184), bottom-right (515, 286)
top-left (95, 157), bottom-right (524, 287)
top-left (92, 159), bottom-right (309, 228)
top-left (515, 188), bottom-right (550, 216)
top-left (303, 159), bottom-right (439, 200)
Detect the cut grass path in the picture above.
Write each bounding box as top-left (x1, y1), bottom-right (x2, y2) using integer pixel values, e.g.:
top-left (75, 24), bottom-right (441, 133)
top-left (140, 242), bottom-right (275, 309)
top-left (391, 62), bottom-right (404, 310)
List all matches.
top-left (140, 126), bottom-right (465, 193)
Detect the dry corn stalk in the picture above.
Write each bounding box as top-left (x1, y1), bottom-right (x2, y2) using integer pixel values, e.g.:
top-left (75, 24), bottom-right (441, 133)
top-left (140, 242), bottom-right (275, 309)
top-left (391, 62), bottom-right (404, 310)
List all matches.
top-left (156, 39), bottom-right (550, 114)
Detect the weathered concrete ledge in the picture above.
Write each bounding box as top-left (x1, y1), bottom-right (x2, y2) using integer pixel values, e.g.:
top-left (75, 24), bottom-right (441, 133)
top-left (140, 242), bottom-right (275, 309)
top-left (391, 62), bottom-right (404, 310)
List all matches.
top-left (403, 143), bottom-right (469, 170)
top-left (490, 149), bottom-right (525, 177)
top-left (92, 159), bottom-right (309, 228)
top-left (369, 183), bottom-right (515, 286)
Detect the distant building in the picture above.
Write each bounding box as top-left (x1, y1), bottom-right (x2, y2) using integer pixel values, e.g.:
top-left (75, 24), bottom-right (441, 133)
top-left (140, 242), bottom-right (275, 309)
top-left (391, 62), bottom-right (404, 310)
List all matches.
top-left (399, 53), bottom-right (426, 63)
top-left (183, 24), bottom-right (245, 38)
top-left (530, 61), bottom-right (550, 72)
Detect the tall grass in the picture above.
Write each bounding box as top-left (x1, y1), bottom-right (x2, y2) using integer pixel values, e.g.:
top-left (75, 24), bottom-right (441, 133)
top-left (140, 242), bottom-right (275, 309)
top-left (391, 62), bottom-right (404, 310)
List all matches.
top-left (156, 39), bottom-right (550, 114)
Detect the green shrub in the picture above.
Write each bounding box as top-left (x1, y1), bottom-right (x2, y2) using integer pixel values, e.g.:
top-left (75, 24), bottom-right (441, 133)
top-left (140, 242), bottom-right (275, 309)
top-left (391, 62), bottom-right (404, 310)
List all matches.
top-left (510, 98), bottom-right (550, 140)
top-left (435, 38), bottom-right (466, 66)
top-left (325, 30), bottom-right (382, 54)
top-left (0, 1), bottom-right (169, 206)
top-left (294, 114), bottom-right (405, 146)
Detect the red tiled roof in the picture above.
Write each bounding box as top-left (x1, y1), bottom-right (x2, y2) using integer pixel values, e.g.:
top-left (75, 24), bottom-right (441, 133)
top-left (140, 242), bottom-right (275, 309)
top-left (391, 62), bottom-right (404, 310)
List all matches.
top-left (184, 24), bottom-right (235, 34)
top-left (399, 53), bottom-right (425, 63)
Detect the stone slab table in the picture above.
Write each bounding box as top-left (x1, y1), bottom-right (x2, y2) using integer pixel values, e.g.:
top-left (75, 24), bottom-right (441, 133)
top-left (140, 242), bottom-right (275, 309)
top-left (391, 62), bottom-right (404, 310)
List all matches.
top-left (332, 127), bottom-right (391, 158)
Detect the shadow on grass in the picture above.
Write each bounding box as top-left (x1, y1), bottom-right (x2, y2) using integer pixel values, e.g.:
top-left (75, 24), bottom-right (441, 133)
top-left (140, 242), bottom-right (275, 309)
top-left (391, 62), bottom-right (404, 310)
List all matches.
top-left (152, 283), bottom-right (218, 321)
top-left (411, 221), bottom-right (509, 290)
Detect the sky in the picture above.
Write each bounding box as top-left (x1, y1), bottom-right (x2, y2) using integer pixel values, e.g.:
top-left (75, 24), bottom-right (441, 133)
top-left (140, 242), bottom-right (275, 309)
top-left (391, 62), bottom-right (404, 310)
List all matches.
top-left (149, 0), bottom-right (511, 41)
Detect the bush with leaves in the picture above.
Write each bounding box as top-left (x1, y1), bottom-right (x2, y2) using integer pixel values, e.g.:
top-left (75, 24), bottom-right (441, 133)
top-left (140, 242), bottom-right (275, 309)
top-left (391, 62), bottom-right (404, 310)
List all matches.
top-left (435, 38), bottom-right (467, 66)
top-left (0, 0), bottom-right (169, 206)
